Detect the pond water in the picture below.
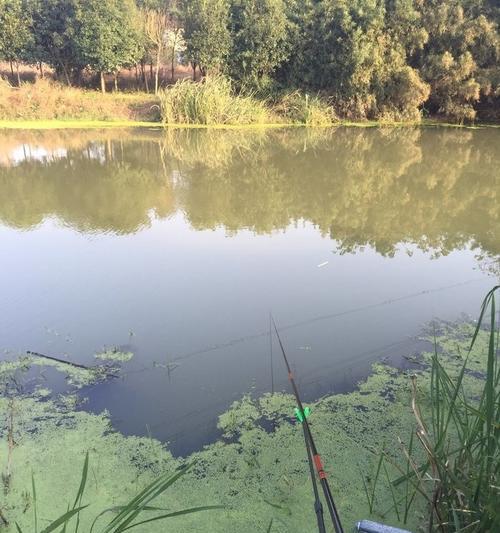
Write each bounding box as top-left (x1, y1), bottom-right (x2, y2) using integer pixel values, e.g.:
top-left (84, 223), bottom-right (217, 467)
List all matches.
top-left (0, 126), bottom-right (498, 455)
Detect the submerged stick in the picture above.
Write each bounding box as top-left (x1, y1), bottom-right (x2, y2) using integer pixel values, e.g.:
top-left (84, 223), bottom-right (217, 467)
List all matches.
top-left (27, 350), bottom-right (92, 370)
top-left (26, 351), bottom-right (119, 378)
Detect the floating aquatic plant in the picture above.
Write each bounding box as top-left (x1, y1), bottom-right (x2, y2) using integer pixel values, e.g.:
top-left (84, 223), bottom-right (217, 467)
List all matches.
top-left (95, 349), bottom-right (134, 363)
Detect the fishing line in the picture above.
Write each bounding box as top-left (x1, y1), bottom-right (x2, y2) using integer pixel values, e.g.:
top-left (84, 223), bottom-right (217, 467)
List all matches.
top-left (171, 278), bottom-right (483, 362)
top-left (269, 312), bottom-right (274, 394)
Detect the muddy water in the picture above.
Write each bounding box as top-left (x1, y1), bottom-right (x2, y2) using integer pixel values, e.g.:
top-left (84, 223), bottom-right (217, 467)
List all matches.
top-left (0, 126), bottom-right (498, 454)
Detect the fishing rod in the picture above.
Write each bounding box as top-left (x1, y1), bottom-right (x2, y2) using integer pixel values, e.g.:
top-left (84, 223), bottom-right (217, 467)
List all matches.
top-left (271, 316), bottom-right (344, 533)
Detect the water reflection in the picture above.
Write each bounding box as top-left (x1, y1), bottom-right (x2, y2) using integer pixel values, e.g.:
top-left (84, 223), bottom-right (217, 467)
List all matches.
top-left (0, 126), bottom-right (498, 454)
top-left (0, 127), bottom-right (498, 257)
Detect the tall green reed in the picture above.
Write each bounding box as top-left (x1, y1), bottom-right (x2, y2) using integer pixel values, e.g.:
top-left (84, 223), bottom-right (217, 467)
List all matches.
top-left (368, 286), bottom-right (500, 531)
top-left (159, 76), bottom-right (268, 125)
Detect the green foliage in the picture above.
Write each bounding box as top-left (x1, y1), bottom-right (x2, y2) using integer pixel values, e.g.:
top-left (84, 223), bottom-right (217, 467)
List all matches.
top-left (228, 0), bottom-right (291, 89)
top-left (423, 51), bottom-right (480, 122)
top-left (180, 0), bottom-right (231, 76)
top-left (0, 0), bottom-right (33, 75)
top-left (28, 0), bottom-right (83, 84)
top-left (417, 0), bottom-right (500, 121)
top-left (74, 0), bottom-right (143, 77)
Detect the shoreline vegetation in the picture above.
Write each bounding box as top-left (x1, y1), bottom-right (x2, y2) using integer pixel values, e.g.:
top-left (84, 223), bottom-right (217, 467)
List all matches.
top-left (0, 0), bottom-right (498, 127)
top-left (0, 288), bottom-right (499, 532)
top-left (0, 77), bottom-right (499, 129)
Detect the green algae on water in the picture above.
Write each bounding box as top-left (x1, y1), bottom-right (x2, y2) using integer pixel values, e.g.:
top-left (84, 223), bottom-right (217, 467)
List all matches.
top-left (95, 348), bottom-right (134, 362)
top-left (0, 354), bottom-right (115, 389)
top-left (0, 322), bottom-right (493, 532)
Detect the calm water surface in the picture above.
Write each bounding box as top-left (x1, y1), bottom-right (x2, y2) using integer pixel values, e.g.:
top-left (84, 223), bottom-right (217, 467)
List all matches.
top-left (0, 126), bottom-right (498, 454)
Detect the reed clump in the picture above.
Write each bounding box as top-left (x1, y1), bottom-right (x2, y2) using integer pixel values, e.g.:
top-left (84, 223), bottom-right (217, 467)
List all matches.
top-left (369, 286), bottom-right (500, 531)
top-left (272, 90), bottom-right (336, 126)
top-left (159, 76), bottom-right (269, 125)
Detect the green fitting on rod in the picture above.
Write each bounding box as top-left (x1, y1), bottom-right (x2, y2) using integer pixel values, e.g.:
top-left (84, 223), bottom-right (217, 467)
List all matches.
top-left (294, 406), bottom-right (311, 422)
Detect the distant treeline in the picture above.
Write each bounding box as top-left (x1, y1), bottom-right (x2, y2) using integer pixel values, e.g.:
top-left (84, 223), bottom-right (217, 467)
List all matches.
top-left (0, 0), bottom-right (499, 121)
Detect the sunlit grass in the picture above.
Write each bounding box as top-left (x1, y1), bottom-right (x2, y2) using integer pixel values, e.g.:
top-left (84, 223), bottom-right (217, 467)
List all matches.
top-left (159, 76), bottom-right (269, 126)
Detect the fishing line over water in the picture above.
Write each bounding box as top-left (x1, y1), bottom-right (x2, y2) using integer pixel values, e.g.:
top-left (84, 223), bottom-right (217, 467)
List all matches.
top-left (170, 278), bottom-right (483, 363)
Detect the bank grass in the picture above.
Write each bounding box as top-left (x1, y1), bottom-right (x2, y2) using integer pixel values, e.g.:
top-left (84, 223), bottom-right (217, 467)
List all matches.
top-left (159, 76), bottom-right (341, 126)
top-left (17, 458), bottom-right (221, 533)
top-left (372, 285), bottom-right (500, 531)
top-left (270, 90), bottom-right (336, 126)
top-left (159, 76), bottom-right (270, 126)
top-left (0, 78), bottom-right (159, 122)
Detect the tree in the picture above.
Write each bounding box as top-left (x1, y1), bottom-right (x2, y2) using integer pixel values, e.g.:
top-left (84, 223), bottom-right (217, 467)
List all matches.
top-left (228, 0), bottom-right (290, 89)
top-left (142, 7), bottom-right (170, 94)
top-left (74, 0), bottom-right (143, 93)
top-left (28, 0), bottom-right (83, 85)
top-left (165, 27), bottom-right (186, 81)
top-left (180, 0), bottom-right (231, 78)
top-left (0, 0), bottom-right (33, 86)
top-left (415, 0), bottom-right (499, 121)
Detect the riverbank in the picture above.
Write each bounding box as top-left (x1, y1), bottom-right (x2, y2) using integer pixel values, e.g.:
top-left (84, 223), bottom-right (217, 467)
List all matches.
top-left (2, 79), bottom-right (499, 130)
top-left (1, 118), bottom-right (499, 131)
top-left (0, 317), bottom-right (496, 532)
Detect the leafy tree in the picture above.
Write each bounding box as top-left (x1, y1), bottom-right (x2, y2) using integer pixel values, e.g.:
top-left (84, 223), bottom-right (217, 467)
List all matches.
top-left (28, 0), bottom-right (83, 85)
top-left (74, 0), bottom-right (143, 93)
top-left (0, 0), bottom-right (33, 85)
top-left (416, 0), bottom-right (499, 121)
top-left (228, 0), bottom-right (290, 89)
top-left (180, 0), bottom-right (231, 78)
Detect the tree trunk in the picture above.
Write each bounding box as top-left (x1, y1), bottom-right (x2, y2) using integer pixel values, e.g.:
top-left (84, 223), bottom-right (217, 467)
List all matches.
top-left (62, 63), bottom-right (71, 86)
top-left (114, 72), bottom-right (118, 92)
top-left (192, 64), bottom-right (196, 81)
top-left (100, 71), bottom-right (106, 94)
top-left (134, 64), bottom-right (139, 86)
top-left (155, 48), bottom-right (161, 95)
top-left (39, 62), bottom-right (44, 79)
top-left (141, 61), bottom-right (149, 93)
top-left (15, 61), bottom-right (21, 87)
top-left (150, 62), bottom-right (154, 85)
top-left (9, 60), bottom-right (14, 78)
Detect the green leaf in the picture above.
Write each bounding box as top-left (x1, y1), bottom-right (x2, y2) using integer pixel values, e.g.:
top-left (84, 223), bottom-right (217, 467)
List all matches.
top-left (39, 506), bottom-right (89, 533)
top-left (118, 506), bottom-right (224, 532)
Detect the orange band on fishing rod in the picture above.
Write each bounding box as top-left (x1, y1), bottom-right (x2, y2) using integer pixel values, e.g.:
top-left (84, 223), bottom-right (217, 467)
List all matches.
top-left (313, 454), bottom-right (327, 479)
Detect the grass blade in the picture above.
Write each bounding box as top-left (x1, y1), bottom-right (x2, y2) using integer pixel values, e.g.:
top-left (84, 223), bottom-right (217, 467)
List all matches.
top-left (118, 506), bottom-right (224, 532)
top-left (39, 506), bottom-right (88, 533)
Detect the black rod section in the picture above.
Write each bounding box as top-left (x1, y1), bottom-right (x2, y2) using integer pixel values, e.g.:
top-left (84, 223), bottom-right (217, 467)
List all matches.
top-left (272, 317), bottom-right (344, 533)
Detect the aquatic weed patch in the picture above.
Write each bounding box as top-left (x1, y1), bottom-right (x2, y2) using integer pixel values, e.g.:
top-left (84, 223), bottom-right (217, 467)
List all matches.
top-left (0, 318), bottom-right (496, 531)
